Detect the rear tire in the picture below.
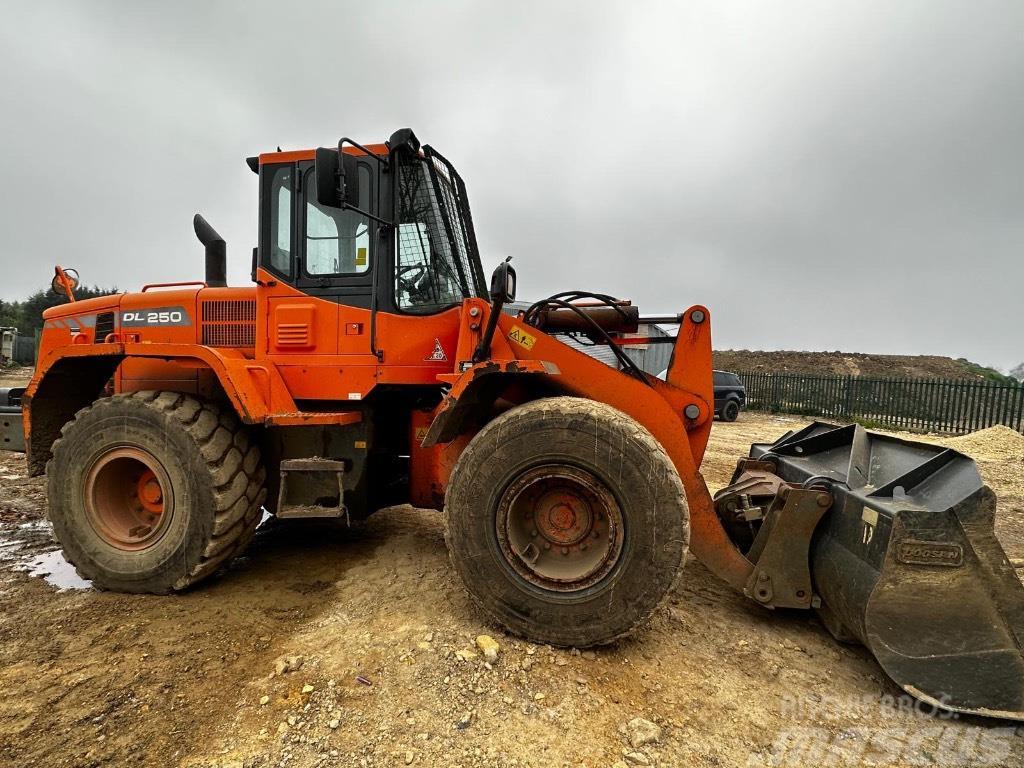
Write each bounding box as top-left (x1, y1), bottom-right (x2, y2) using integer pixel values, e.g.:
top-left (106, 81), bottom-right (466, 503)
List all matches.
top-left (721, 399), bottom-right (740, 422)
top-left (46, 391), bottom-right (266, 593)
top-left (444, 397), bottom-right (688, 646)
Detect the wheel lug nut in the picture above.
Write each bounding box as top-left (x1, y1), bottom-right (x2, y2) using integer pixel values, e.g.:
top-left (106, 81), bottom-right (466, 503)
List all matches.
top-left (591, 531), bottom-right (599, 539)
top-left (543, 543), bottom-right (551, 551)
top-left (531, 529), bottom-right (537, 537)
top-left (580, 543), bottom-right (588, 550)
top-left (561, 547), bottom-right (569, 555)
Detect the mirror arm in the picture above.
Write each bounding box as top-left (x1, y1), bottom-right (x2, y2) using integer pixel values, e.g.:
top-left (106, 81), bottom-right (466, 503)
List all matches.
top-left (339, 138), bottom-right (390, 170)
top-left (472, 296), bottom-right (506, 364)
top-left (473, 260), bottom-right (516, 363)
top-left (335, 204), bottom-right (393, 228)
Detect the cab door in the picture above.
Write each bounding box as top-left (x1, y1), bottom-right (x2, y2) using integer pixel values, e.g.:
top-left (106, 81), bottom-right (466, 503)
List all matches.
top-left (296, 158), bottom-right (377, 358)
top-left (258, 157), bottom-right (378, 401)
top-left (258, 161), bottom-right (332, 357)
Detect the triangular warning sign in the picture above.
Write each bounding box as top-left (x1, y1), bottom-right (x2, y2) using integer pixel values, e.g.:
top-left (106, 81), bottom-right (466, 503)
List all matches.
top-left (425, 338), bottom-right (448, 362)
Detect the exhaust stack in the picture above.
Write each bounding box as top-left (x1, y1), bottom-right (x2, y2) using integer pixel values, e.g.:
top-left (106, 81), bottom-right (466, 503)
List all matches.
top-left (193, 214), bottom-right (227, 288)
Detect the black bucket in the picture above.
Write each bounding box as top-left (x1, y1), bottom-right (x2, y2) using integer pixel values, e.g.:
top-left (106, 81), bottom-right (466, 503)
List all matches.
top-left (751, 422), bottom-right (1024, 720)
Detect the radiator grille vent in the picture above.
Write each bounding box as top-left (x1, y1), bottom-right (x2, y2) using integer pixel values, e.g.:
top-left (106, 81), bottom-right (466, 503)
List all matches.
top-left (201, 300), bottom-right (256, 347)
top-left (203, 300), bottom-right (256, 322)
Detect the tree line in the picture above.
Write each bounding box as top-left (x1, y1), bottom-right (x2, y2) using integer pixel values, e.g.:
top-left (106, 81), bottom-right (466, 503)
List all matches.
top-left (0, 285), bottom-right (119, 336)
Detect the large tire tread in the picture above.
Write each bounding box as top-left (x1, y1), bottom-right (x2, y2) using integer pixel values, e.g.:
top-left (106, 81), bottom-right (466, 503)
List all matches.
top-left (444, 396), bottom-right (689, 647)
top-left (46, 391), bottom-right (266, 592)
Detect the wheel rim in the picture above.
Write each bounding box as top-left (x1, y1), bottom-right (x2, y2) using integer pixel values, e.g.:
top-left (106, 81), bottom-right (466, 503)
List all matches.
top-left (495, 465), bottom-right (624, 592)
top-left (83, 446), bottom-right (173, 551)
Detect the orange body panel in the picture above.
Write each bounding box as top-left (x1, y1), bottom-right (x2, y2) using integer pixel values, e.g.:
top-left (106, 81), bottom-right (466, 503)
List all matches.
top-left (415, 301), bottom-right (753, 590)
top-left (27, 265), bottom-right (751, 591)
top-left (30, 269), bottom-right (465, 421)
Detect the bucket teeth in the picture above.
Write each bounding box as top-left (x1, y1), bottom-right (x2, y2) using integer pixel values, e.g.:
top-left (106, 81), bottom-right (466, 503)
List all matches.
top-left (745, 421), bottom-right (1024, 720)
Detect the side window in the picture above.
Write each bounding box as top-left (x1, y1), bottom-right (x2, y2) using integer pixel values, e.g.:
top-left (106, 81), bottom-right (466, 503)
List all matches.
top-left (268, 165), bottom-right (292, 275)
top-left (304, 165), bottom-right (371, 276)
top-left (713, 372), bottom-right (727, 386)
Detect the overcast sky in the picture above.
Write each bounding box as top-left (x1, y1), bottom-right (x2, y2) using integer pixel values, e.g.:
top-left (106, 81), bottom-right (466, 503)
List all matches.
top-left (0, 1), bottom-right (1020, 369)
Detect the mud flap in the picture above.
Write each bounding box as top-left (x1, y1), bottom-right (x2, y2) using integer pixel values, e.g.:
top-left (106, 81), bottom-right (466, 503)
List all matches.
top-left (744, 422), bottom-right (1024, 720)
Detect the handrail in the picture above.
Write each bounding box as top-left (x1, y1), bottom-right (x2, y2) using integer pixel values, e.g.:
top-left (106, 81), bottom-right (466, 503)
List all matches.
top-left (141, 281), bottom-right (207, 292)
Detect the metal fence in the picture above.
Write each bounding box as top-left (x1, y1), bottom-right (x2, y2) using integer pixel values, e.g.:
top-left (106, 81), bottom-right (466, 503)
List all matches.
top-left (11, 334), bottom-right (35, 365)
top-left (737, 371), bottom-right (1024, 434)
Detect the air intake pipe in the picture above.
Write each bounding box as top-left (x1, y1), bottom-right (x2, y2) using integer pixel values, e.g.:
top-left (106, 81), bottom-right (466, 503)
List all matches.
top-left (193, 214), bottom-right (227, 288)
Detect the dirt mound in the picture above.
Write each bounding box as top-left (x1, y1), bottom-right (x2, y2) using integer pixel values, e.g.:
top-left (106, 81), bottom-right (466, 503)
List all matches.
top-left (713, 350), bottom-right (1002, 381)
top-left (940, 425), bottom-right (1024, 463)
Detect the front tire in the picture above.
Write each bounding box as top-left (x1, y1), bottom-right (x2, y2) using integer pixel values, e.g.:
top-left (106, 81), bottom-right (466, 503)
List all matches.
top-left (47, 391), bottom-right (266, 593)
top-left (444, 397), bottom-right (688, 646)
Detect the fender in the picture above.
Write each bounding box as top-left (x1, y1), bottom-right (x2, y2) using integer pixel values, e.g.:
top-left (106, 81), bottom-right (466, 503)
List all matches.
top-left (420, 302), bottom-right (753, 591)
top-left (421, 359), bottom-right (560, 447)
top-left (23, 342), bottom-right (363, 475)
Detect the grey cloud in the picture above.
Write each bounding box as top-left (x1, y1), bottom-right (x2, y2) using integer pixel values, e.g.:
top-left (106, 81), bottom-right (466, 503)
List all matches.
top-left (1, 1), bottom-right (1020, 369)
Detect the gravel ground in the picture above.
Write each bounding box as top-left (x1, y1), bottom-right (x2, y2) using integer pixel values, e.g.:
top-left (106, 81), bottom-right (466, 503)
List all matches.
top-left (1, 404), bottom-right (1022, 767)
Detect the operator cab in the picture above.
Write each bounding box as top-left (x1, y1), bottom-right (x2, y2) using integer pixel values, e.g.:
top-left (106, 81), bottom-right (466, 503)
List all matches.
top-left (252, 130), bottom-right (488, 316)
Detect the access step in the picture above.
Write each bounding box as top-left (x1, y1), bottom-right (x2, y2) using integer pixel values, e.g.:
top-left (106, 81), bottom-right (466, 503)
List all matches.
top-left (276, 458), bottom-right (348, 520)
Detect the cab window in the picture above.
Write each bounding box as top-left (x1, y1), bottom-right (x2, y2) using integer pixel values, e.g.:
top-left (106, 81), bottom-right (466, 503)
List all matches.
top-left (303, 165), bottom-right (371, 276)
top-left (268, 165), bottom-right (292, 275)
top-left (395, 158), bottom-right (470, 313)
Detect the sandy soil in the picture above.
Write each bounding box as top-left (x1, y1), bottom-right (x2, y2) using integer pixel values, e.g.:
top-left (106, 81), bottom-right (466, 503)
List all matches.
top-left (1, 405), bottom-right (1023, 768)
top-left (0, 367), bottom-right (32, 388)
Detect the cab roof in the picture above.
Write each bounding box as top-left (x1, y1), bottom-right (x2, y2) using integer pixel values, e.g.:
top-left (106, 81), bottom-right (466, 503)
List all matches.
top-left (246, 143), bottom-right (390, 173)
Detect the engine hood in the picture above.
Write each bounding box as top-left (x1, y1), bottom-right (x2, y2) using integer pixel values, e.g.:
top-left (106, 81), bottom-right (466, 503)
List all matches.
top-left (41, 294), bottom-right (121, 323)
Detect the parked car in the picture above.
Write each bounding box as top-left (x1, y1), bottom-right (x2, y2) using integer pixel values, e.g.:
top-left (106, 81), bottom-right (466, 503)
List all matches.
top-left (654, 368), bottom-right (747, 422)
top-left (713, 370), bottom-right (746, 421)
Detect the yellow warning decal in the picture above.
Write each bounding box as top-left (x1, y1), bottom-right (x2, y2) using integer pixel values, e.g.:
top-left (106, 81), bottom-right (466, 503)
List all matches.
top-left (356, 247), bottom-right (367, 267)
top-left (414, 427), bottom-right (429, 444)
top-left (508, 326), bottom-right (536, 350)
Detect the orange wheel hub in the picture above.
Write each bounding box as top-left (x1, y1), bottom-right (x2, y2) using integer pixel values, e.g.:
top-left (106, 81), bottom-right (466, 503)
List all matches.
top-left (495, 465), bottom-right (625, 592)
top-left (137, 469), bottom-right (165, 514)
top-left (83, 447), bottom-right (173, 551)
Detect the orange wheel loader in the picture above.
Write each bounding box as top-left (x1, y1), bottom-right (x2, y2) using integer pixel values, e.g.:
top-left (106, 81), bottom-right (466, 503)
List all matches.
top-left (16, 129), bottom-right (1024, 719)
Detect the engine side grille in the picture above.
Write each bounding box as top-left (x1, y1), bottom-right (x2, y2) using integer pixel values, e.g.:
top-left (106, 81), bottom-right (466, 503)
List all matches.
top-left (201, 300), bottom-right (256, 348)
top-left (95, 311), bottom-right (115, 342)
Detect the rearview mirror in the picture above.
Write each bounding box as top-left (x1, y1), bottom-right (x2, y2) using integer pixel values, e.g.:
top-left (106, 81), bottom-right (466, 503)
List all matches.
top-left (489, 261), bottom-right (516, 304)
top-left (50, 267), bottom-right (80, 296)
top-left (314, 147), bottom-right (360, 209)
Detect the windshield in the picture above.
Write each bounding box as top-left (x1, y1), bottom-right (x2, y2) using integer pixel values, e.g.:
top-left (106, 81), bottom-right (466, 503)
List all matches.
top-left (395, 149), bottom-right (485, 313)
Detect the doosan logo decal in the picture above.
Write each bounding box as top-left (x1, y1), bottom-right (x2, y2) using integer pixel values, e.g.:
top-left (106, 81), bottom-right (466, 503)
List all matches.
top-left (425, 339), bottom-right (448, 362)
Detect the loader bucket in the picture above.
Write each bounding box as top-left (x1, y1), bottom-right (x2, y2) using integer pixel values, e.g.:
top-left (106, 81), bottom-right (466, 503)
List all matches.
top-left (750, 422), bottom-right (1024, 720)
